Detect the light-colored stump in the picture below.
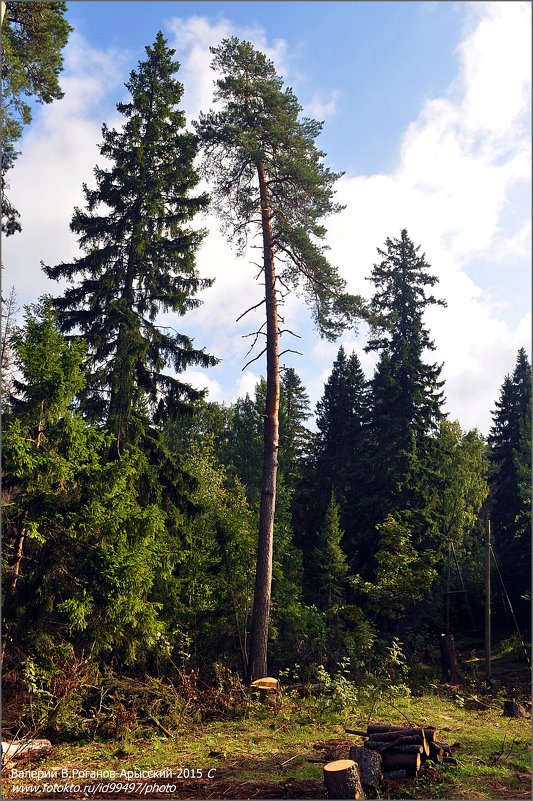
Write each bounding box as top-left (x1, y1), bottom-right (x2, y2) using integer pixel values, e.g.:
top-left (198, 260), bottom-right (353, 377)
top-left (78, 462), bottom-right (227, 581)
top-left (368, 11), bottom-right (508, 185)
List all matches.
top-left (348, 746), bottom-right (382, 791)
top-left (323, 759), bottom-right (365, 799)
top-left (250, 676), bottom-right (280, 705)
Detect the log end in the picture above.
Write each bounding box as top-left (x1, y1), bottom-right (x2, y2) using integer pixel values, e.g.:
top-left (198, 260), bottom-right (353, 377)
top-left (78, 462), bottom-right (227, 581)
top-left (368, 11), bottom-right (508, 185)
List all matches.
top-left (323, 759), bottom-right (365, 799)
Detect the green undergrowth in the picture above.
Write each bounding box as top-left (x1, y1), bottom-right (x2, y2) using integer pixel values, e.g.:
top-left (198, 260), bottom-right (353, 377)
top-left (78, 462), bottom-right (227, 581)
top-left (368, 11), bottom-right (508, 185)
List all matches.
top-left (3, 687), bottom-right (530, 799)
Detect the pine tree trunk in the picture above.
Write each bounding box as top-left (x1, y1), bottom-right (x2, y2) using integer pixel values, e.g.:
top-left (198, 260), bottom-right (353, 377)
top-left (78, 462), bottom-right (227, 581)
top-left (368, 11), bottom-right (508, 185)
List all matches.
top-left (247, 162), bottom-right (279, 683)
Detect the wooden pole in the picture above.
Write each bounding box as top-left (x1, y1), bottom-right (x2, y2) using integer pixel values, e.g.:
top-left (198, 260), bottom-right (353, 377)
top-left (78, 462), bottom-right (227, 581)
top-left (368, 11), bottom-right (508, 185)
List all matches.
top-left (446, 542), bottom-right (451, 634)
top-left (485, 518), bottom-right (491, 681)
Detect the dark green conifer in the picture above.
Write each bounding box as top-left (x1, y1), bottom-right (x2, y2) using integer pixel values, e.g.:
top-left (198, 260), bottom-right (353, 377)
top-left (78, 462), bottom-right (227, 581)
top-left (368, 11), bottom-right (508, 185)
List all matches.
top-left (366, 230), bottom-right (446, 527)
top-left (44, 33), bottom-right (216, 453)
top-left (488, 348), bottom-right (531, 629)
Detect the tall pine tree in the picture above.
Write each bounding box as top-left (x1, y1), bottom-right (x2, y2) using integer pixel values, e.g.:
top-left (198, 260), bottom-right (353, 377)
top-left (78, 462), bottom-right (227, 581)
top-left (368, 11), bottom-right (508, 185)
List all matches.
top-left (196, 38), bottom-right (364, 679)
top-left (44, 33), bottom-right (216, 453)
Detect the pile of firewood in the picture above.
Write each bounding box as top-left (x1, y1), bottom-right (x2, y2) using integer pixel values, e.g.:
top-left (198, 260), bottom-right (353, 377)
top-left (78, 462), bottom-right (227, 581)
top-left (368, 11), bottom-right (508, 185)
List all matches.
top-left (346, 723), bottom-right (457, 783)
top-left (323, 722), bottom-right (459, 798)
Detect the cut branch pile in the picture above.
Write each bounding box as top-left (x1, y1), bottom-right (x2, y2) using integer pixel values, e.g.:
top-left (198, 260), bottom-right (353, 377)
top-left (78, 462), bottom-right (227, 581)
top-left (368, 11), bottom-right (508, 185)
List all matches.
top-left (345, 723), bottom-right (459, 781)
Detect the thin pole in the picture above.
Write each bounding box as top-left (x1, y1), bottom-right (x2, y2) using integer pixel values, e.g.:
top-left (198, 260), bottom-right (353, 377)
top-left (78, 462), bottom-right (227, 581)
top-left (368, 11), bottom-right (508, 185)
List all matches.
top-left (450, 541), bottom-right (475, 629)
top-left (484, 518), bottom-right (491, 681)
top-left (446, 542), bottom-right (451, 635)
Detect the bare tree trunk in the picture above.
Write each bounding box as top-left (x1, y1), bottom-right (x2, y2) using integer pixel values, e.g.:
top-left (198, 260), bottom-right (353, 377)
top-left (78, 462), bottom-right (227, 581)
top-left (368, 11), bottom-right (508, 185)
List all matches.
top-left (10, 526), bottom-right (26, 593)
top-left (247, 162), bottom-right (279, 683)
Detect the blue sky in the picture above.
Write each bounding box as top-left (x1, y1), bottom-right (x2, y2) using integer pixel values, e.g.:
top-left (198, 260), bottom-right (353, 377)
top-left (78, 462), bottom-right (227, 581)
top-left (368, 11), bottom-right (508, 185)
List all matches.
top-left (66, 1), bottom-right (464, 174)
top-left (4, 1), bottom-right (531, 434)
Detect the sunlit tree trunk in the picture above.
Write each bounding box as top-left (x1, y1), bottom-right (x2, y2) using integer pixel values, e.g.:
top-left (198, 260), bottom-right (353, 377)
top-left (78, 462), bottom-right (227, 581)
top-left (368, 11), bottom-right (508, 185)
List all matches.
top-left (247, 162), bottom-right (279, 682)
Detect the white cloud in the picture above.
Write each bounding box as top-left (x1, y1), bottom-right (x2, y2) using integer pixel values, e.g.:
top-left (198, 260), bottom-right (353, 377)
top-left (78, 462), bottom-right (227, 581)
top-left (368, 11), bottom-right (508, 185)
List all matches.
top-left (2, 32), bottom-right (129, 302)
top-left (165, 14), bottom-right (290, 120)
top-left (3, 4), bottom-right (530, 436)
top-left (303, 89), bottom-right (341, 120)
top-left (322, 0), bottom-right (531, 433)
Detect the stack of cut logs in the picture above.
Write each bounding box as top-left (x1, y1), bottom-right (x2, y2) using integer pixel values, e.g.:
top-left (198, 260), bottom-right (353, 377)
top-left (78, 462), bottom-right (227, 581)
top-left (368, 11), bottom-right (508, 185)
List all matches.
top-left (348, 723), bottom-right (457, 781)
top-left (324, 723), bottom-right (458, 799)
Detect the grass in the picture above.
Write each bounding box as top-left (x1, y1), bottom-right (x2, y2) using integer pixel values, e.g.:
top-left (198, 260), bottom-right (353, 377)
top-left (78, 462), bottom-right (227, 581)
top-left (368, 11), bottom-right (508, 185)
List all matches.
top-left (2, 684), bottom-right (531, 799)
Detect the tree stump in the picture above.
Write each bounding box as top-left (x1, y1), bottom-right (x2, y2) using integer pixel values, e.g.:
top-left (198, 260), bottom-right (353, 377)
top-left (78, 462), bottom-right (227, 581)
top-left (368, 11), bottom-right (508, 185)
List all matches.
top-left (440, 633), bottom-right (462, 684)
top-left (348, 746), bottom-right (382, 792)
top-left (323, 759), bottom-right (365, 799)
top-left (503, 699), bottom-right (525, 717)
top-left (249, 676), bottom-right (279, 705)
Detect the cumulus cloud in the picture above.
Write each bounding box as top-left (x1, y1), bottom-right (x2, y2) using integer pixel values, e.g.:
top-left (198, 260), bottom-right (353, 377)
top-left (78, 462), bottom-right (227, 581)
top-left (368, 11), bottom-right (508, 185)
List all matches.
top-left (3, 3), bottom-right (530, 435)
top-left (323, 0), bottom-right (531, 433)
top-left (303, 89), bottom-right (341, 120)
top-left (2, 31), bottom-right (129, 301)
top-left (165, 14), bottom-right (289, 120)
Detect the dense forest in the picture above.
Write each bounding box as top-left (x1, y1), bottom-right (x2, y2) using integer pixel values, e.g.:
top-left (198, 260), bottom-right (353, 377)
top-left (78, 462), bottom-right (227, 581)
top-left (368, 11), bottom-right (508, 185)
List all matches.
top-left (1, 8), bottom-right (531, 748)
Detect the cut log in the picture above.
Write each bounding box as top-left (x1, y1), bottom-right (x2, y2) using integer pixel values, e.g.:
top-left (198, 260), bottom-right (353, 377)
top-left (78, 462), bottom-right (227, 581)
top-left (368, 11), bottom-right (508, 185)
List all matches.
top-left (503, 699), bottom-right (525, 718)
top-left (367, 733), bottom-right (428, 751)
top-left (382, 769), bottom-right (407, 780)
top-left (364, 739), bottom-right (424, 756)
top-left (381, 752), bottom-right (421, 778)
top-left (363, 740), bottom-right (390, 751)
top-left (428, 745), bottom-right (444, 764)
top-left (366, 724), bottom-right (405, 734)
top-left (348, 746), bottom-right (382, 791)
top-left (367, 725), bottom-right (438, 743)
top-left (443, 756), bottom-right (458, 765)
top-left (323, 759), bottom-right (365, 799)
top-left (391, 744), bottom-right (424, 754)
top-left (366, 730), bottom-right (418, 742)
top-left (1, 739), bottom-right (52, 764)
top-left (440, 633), bottom-right (462, 684)
top-left (345, 728), bottom-right (368, 737)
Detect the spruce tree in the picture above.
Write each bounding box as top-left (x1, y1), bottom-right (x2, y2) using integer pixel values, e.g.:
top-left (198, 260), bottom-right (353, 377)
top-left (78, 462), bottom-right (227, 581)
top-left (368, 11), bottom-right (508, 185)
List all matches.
top-left (315, 346), bottom-right (370, 524)
top-left (44, 33), bottom-right (216, 453)
top-left (312, 494), bottom-right (348, 612)
top-left (196, 38), bottom-right (364, 679)
top-left (366, 230), bottom-right (446, 531)
top-left (294, 346), bottom-right (370, 585)
top-left (2, 302), bottom-right (180, 666)
top-left (278, 368), bottom-right (312, 489)
top-left (488, 348), bottom-right (531, 629)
